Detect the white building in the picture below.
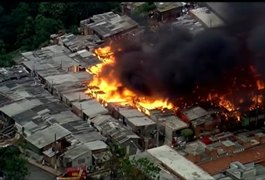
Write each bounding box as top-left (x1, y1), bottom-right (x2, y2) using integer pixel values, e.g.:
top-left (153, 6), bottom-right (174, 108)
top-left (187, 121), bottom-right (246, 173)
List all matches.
top-left (189, 7), bottom-right (224, 28)
top-left (147, 145), bottom-right (214, 180)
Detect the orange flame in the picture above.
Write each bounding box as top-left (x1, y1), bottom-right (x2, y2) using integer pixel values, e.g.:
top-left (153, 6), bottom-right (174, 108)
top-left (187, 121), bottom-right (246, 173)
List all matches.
top-left (257, 80), bottom-right (265, 90)
top-left (206, 93), bottom-right (241, 120)
top-left (85, 46), bottom-right (174, 114)
top-left (85, 46), bottom-right (265, 121)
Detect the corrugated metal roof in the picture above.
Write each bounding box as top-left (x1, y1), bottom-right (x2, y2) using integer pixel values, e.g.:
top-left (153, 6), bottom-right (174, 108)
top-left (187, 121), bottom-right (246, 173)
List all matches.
top-left (85, 12), bottom-right (138, 39)
top-left (85, 140), bottom-right (108, 151)
top-left (26, 123), bottom-right (71, 149)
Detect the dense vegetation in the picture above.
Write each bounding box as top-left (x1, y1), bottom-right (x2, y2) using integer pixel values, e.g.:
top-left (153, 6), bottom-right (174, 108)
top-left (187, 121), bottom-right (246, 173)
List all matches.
top-left (137, 2), bottom-right (156, 13)
top-left (0, 2), bottom-right (120, 67)
top-left (0, 145), bottom-right (29, 180)
top-left (106, 144), bottom-right (160, 179)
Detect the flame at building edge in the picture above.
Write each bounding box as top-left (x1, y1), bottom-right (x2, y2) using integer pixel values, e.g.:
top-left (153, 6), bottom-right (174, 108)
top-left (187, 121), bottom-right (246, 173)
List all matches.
top-left (85, 45), bottom-right (265, 121)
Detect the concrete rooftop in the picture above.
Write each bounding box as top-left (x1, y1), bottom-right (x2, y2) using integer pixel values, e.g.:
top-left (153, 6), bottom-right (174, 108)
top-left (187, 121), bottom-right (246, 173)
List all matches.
top-left (189, 7), bottom-right (224, 28)
top-left (148, 145), bottom-right (214, 180)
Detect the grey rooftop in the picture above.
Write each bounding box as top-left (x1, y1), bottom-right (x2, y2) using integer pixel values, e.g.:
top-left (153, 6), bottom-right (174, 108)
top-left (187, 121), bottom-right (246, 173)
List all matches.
top-left (26, 123), bottom-right (71, 149)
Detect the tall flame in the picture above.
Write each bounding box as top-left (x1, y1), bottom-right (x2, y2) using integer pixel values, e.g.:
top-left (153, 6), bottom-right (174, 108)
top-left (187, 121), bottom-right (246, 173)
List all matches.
top-left (85, 46), bottom-right (174, 113)
top-left (86, 45), bottom-right (265, 120)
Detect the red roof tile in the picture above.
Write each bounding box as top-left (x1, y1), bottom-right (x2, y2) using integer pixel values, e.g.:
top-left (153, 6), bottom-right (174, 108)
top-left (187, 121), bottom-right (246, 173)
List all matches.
top-left (198, 145), bottom-right (265, 175)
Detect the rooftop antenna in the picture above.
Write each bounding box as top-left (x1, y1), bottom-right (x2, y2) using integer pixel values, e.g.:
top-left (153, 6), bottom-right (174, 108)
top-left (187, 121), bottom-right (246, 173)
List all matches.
top-left (80, 103), bottom-right (83, 117)
top-left (34, 77), bottom-right (37, 85)
top-left (54, 133), bottom-right (57, 170)
top-left (60, 59), bottom-right (63, 70)
top-left (46, 60), bottom-right (48, 77)
top-left (51, 79), bottom-right (54, 94)
top-left (209, 17), bottom-right (212, 28)
top-left (31, 62), bottom-right (36, 77)
top-left (155, 115), bottom-right (160, 147)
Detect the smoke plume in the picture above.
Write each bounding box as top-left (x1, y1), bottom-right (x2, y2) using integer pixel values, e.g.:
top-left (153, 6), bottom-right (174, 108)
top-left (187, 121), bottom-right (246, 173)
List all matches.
top-left (102, 3), bottom-right (265, 105)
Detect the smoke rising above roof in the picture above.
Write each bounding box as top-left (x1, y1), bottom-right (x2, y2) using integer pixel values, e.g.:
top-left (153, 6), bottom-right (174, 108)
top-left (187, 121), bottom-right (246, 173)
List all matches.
top-left (98, 3), bottom-right (265, 107)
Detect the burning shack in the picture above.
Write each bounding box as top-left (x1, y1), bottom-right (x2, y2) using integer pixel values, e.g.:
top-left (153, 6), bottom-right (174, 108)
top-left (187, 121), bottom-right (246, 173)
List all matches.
top-left (84, 2), bottom-right (265, 142)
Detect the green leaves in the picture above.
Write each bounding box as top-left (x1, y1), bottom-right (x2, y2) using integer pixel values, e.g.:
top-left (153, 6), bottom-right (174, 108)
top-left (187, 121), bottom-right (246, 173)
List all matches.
top-left (107, 143), bottom-right (160, 179)
top-left (16, 16), bottom-right (34, 50)
top-left (137, 2), bottom-right (156, 14)
top-left (143, 3), bottom-right (156, 12)
top-left (33, 14), bottom-right (64, 48)
top-left (0, 146), bottom-right (29, 180)
top-left (0, 5), bottom-right (4, 16)
top-left (0, 2), bottom-right (121, 67)
top-left (119, 157), bottom-right (160, 180)
top-left (0, 40), bottom-right (6, 54)
top-left (181, 128), bottom-right (194, 139)
top-left (39, 2), bottom-right (67, 20)
top-left (0, 41), bottom-right (16, 67)
top-left (68, 25), bottom-right (79, 34)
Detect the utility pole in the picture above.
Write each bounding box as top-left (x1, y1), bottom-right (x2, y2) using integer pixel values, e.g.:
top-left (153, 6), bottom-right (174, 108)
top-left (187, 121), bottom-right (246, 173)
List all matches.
top-left (60, 59), bottom-right (62, 70)
top-left (156, 115), bottom-right (159, 147)
top-left (32, 62), bottom-right (35, 78)
top-left (54, 133), bottom-right (57, 170)
top-left (51, 80), bottom-right (54, 95)
top-left (80, 103), bottom-right (83, 119)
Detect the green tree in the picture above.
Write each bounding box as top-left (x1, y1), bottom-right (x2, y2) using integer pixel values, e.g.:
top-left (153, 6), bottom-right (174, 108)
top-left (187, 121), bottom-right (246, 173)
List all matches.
top-left (33, 14), bottom-right (64, 48)
top-left (16, 16), bottom-right (35, 50)
top-left (63, 2), bottom-right (120, 27)
top-left (0, 5), bottom-right (4, 16)
top-left (10, 3), bottom-right (31, 28)
top-left (120, 157), bottom-right (160, 180)
top-left (0, 2), bottom-right (121, 67)
top-left (107, 143), bottom-right (160, 180)
top-left (0, 40), bottom-right (14, 67)
top-left (68, 25), bottom-right (79, 34)
top-left (104, 143), bottom-right (125, 178)
top-left (10, 3), bottom-right (31, 48)
top-left (0, 54), bottom-right (13, 67)
top-left (181, 128), bottom-right (194, 140)
top-left (0, 146), bottom-right (29, 180)
top-left (0, 39), bottom-right (6, 54)
top-left (39, 2), bottom-right (67, 20)
top-left (137, 2), bottom-right (156, 14)
top-left (0, 3), bottom-right (31, 52)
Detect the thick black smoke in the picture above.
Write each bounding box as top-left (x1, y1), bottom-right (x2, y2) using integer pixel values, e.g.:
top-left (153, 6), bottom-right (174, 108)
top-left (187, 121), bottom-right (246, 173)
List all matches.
top-left (248, 24), bottom-right (265, 79)
top-left (105, 3), bottom-right (265, 104)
